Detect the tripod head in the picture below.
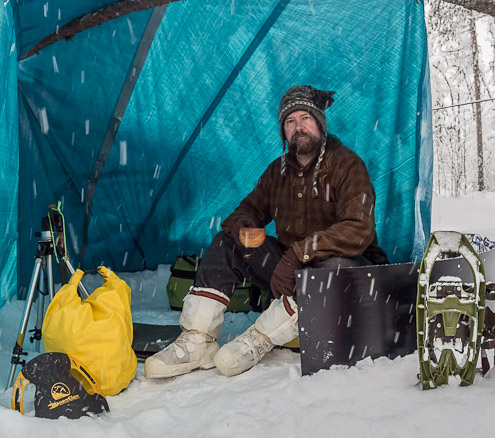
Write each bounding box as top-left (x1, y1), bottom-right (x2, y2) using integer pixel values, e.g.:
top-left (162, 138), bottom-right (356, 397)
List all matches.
top-left (36, 217), bottom-right (52, 243)
top-left (48, 204), bottom-right (64, 233)
top-left (35, 205), bottom-right (67, 260)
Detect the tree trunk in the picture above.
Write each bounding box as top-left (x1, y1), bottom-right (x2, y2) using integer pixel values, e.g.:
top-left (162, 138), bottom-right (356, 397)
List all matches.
top-left (469, 13), bottom-right (485, 191)
top-left (441, 0), bottom-right (495, 18)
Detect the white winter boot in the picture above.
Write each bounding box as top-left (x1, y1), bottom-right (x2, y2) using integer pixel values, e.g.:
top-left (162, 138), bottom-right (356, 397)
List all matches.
top-left (214, 296), bottom-right (298, 377)
top-left (145, 288), bottom-right (228, 378)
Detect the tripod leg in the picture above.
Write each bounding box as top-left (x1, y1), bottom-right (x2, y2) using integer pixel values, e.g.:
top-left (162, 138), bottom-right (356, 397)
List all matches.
top-left (35, 294), bottom-right (44, 353)
top-left (46, 254), bottom-right (55, 301)
top-left (34, 262), bottom-right (46, 353)
top-left (33, 254), bottom-right (54, 352)
top-left (6, 258), bottom-right (43, 389)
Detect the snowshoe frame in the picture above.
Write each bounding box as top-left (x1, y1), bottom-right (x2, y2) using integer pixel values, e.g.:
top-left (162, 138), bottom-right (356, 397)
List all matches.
top-left (416, 231), bottom-right (486, 390)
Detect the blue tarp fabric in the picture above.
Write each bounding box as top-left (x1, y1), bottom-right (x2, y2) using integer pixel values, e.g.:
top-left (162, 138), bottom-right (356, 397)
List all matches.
top-left (3, 0), bottom-right (432, 305)
top-left (0, 2), bottom-right (18, 307)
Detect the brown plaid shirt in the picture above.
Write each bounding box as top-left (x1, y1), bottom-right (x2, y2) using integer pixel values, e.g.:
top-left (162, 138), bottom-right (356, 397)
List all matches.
top-left (222, 135), bottom-right (388, 265)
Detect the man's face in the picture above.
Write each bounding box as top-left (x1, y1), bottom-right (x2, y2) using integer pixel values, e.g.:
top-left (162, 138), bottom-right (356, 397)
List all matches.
top-left (283, 111), bottom-right (322, 156)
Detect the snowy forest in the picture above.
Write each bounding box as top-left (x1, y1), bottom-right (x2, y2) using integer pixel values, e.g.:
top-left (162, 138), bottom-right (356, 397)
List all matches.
top-left (426, 0), bottom-right (495, 196)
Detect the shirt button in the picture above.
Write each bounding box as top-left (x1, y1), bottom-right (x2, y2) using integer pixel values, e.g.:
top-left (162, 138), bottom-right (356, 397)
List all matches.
top-left (303, 255), bottom-right (310, 261)
top-left (298, 172), bottom-right (303, 177)
top-left (297, 193), bottom-right (303, 198)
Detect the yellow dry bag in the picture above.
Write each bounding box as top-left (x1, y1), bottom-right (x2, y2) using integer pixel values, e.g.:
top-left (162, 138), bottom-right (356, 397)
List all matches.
top-left (42, 266), bottom-right (137, 396)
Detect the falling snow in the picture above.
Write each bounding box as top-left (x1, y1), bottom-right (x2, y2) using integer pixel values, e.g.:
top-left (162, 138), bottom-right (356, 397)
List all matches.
top-left (120, 140), bottom-right (127, 166)
top-left (126, 17), bottom-right (137, 44)
top-left (153, 165), bottom-right (161, 179)
top-left (39, 107), bottom-right (49, 134)
top-left (1, 2), bottom-right (495, 434)
top-left (52, 56), bottom-right (59, 73)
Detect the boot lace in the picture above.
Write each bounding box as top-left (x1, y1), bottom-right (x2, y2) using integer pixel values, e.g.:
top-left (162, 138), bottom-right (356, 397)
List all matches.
top-left (242, 326), bottom-right (272, 358)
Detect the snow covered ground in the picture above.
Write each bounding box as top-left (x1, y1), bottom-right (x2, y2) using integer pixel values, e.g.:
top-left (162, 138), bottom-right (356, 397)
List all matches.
top-left (1, 192), bottom-right (495, 437)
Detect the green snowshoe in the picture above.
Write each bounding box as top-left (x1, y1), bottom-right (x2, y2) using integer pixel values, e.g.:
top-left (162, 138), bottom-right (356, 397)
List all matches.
top-left (416, 231), bottom-right (486, 390)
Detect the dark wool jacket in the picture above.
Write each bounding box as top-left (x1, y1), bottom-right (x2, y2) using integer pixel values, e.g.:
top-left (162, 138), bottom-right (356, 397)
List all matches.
top-left (222, 134), bottom-right (388, 265)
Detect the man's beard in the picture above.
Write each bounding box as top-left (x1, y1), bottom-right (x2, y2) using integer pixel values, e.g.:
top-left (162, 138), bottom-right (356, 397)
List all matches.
top-left (287, 131), bottom-right (323, 156)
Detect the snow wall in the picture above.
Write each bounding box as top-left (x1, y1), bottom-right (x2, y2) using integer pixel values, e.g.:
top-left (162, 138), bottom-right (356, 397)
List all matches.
top-left (2, 0), bottom-right (432, 306)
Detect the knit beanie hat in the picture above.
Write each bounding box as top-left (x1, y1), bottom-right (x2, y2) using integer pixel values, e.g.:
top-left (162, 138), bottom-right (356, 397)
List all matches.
top-left (278, 85), bottom-right (335, 142)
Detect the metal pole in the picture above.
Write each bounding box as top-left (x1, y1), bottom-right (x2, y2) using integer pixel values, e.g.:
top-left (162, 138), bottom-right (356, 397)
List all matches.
top-left (65, 259), bottom-right (90, 299)
top-left (47, 253), bottom-right (55, 301)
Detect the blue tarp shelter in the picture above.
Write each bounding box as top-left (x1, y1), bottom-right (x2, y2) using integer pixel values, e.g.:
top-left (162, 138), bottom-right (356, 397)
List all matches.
top-left (0, 0), bottom-right (432, 308)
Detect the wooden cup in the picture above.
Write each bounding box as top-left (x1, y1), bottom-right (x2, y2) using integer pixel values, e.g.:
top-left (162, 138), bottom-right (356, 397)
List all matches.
top-left (239, 227), bottom-right (266, 248)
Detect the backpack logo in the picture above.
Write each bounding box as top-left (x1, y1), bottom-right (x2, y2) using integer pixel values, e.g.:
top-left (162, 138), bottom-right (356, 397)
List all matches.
top-left (48, 382), bottom-right (80, 409)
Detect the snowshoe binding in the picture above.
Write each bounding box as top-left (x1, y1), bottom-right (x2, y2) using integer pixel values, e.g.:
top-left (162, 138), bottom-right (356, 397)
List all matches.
top-left (480, 282), bottom-right (495, 375)
top-left (416, 231), bottom-right (486, 390)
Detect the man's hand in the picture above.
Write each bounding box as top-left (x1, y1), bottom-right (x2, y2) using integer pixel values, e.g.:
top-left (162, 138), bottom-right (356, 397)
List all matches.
top-left (270, 248), bottom-right (304, 298)
top-left (230, 217), bottom-right (257, 246)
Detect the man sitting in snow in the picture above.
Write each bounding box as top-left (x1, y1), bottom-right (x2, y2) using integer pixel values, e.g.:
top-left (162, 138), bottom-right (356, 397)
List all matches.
top-left (145, 85), bottom-right (388, 379)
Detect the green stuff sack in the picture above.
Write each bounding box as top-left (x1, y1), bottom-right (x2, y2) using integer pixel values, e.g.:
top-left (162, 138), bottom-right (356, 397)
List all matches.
top-left (166, 255), bottom-right (270, 313)
top-left (166, 255), bottom-right (198, 311)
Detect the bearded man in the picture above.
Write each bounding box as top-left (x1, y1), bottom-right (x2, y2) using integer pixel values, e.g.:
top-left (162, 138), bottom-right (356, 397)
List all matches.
top-left (145, 85), bottom-right (388, 379)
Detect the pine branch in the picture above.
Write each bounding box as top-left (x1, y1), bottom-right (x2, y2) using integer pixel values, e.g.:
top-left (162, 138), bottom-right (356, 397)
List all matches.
top-left (22, 0), bottom-right (179, 59)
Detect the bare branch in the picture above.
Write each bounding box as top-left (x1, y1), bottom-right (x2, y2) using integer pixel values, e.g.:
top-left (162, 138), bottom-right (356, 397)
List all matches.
top-left (22, 0), bottom-right (179, 59)
top-left (441, 0), bottom-right (495, 18)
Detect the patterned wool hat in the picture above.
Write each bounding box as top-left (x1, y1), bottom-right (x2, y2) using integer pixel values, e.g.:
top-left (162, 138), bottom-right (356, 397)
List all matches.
top-left (278, 85), bottom-right (335, 142)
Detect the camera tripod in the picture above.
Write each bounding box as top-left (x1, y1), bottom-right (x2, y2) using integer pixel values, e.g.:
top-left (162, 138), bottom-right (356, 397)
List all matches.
top-left (6, 206), bottom-right (90, 389)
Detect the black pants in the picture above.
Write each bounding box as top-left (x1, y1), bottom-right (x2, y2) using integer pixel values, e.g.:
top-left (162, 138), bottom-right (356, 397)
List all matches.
top-left (195, 232), bottom-right (372, 298)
